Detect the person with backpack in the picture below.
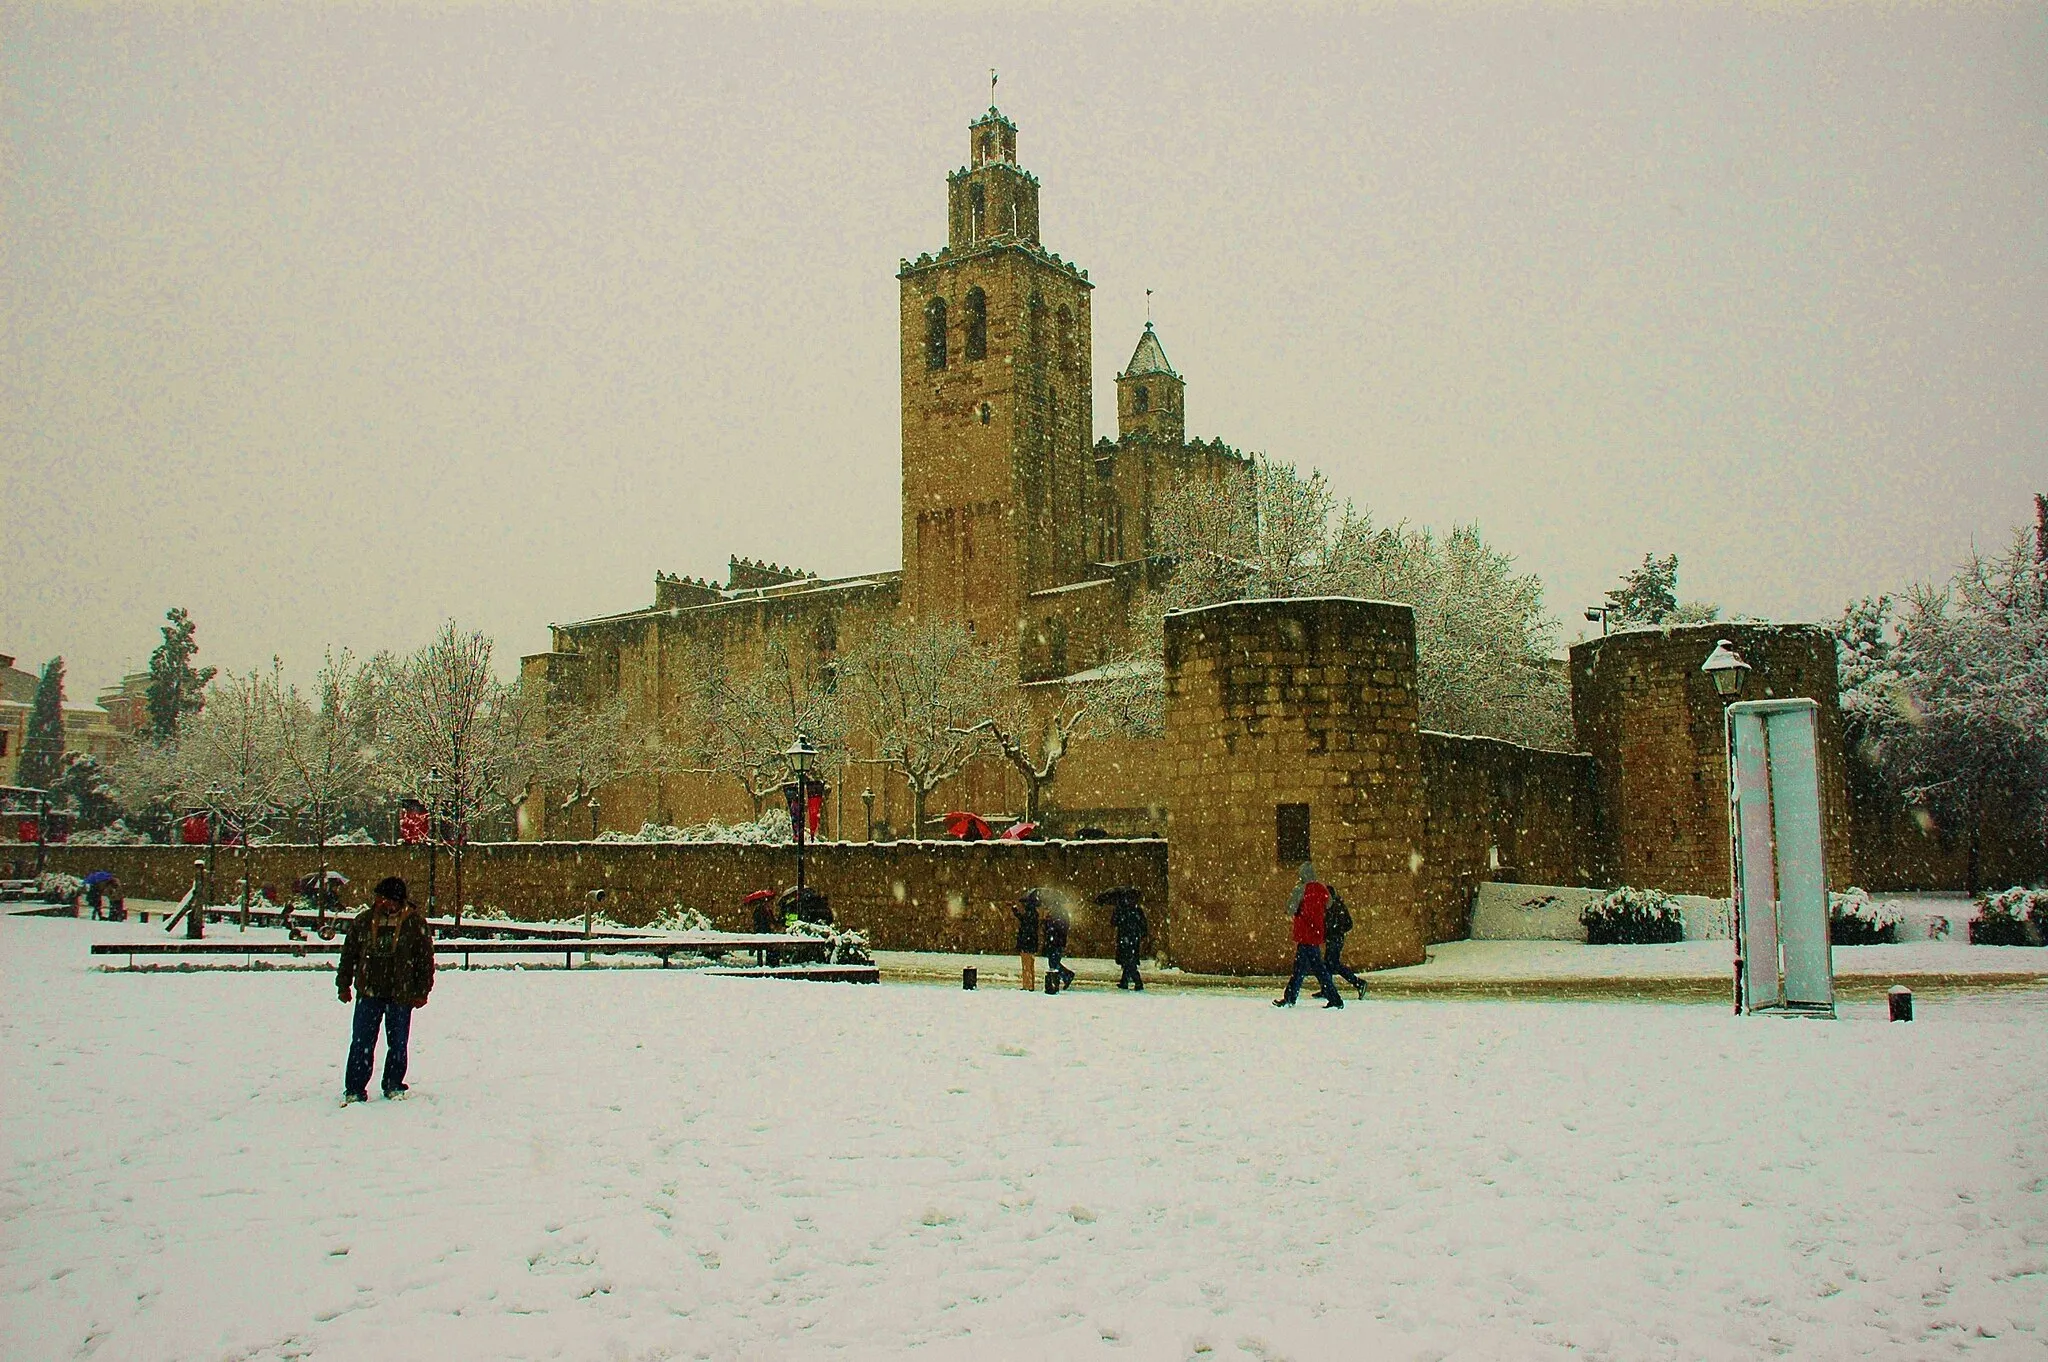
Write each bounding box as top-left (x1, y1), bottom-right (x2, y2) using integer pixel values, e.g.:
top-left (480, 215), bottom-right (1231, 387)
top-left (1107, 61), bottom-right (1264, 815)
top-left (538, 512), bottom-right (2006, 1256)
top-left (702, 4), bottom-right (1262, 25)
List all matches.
top-left (336, 876), bottom-right (436, 1104)
top-left (1323, 884), bottom-right (1366, 1000)
top-left (1274, 861), bottom-right (1343, 1009)
top-left (1013, 889), bottom-right (1042, 992)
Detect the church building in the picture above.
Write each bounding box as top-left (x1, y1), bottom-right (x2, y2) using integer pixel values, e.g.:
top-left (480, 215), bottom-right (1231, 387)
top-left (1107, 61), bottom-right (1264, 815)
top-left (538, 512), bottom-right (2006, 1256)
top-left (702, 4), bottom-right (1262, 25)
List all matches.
top-left (521, 106), bottom-right (1249, 838)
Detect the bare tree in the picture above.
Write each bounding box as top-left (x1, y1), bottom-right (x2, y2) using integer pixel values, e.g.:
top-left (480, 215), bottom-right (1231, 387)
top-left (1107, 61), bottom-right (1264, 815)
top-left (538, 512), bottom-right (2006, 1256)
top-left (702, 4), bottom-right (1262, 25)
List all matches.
top-left (693, 627), bottom-right (844, 817)
top-left (272, 649), bottom-right (378, 921)
top-left (959, 651), bottom-right (1162, 824)
top-left (843, 619), bottom-right (1004, 837)
top-left (374, 622), bottom-right (516, 924)
top-left (171, 667), bottom-right (290, 921)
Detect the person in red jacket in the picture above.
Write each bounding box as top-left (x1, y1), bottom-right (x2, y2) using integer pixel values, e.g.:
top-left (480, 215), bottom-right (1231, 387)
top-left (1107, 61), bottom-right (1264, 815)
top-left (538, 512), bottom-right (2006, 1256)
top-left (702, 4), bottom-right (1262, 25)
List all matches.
top-left (1274, 862), bottom-right (1344, 1008)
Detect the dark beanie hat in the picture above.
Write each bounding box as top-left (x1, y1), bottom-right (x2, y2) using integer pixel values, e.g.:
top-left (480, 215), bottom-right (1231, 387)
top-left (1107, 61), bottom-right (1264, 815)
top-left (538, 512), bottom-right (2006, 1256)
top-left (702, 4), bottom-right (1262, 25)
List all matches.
top-left (374, 876), bottom-right (409, 904)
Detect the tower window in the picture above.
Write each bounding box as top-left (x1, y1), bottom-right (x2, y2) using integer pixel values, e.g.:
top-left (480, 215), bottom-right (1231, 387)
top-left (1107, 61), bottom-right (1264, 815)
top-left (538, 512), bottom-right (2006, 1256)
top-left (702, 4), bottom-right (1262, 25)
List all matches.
top-left (1133, 385), bottom-right (1150, 415)
top-left (1056, 305), bottom-right (1075, 372)
top-left (970, 183), bottom-right (985, 240)
top-left (925, 297), bottom-right (948, 370)
top-left (978, 402), bottom-right (992, 425)
top-left (963, 288), bottom-right (988, 362)
top-left (1276, 804), bottom-right (1311, 864)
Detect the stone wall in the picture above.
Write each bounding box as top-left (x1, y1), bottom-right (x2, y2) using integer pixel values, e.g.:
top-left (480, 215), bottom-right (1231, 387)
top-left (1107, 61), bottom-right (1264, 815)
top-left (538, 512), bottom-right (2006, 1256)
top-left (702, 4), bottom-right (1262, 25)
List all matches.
top-left (44, 839), bottom-right (1167, 961)
top-left (1417, 733), bottom-right (1598, 943)
top-left (1570, 623), bottom-right (1853, 896)
top-left (1845, 755), bottom-right (2048, 892)
top-left (1161, 598), bottom-right (1427, 975)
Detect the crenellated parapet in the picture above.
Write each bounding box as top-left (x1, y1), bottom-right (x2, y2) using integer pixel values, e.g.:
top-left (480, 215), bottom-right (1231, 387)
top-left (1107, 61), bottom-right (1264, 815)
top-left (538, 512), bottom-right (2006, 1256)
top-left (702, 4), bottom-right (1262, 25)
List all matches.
top-left (726, 557), bottom-right (818, 592)
top-left (654, 572), bottom-right (723, 610)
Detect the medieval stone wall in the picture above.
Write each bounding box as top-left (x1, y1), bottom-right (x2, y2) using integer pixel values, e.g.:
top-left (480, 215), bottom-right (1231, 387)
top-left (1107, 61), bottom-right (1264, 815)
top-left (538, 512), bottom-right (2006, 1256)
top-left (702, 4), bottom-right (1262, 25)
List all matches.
top-left (45, 839), bottom-right (1167, 961)
top-left (1417, 733), bottom-right (1598, 943)
top-left (1160, 598), bottom-right (1427, 975)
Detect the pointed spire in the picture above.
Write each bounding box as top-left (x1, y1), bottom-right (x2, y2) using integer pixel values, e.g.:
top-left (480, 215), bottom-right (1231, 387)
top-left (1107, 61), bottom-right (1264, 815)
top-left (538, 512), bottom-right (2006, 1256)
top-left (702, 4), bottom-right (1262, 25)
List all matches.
top-left (1121, 321), bottom-right (1177, 379)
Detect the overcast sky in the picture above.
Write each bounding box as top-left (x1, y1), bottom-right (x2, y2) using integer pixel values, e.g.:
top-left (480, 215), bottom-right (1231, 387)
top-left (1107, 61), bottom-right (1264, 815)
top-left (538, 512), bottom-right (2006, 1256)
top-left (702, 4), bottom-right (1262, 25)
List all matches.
top-left (4, 5), bottom-right (2043, 698)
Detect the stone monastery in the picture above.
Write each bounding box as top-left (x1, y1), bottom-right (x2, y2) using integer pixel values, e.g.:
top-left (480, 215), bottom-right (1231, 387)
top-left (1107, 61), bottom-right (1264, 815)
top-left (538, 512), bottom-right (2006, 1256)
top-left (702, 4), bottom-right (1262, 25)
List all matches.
top-left (523, 105), bottom-right (1250, 840)
top-left (514, 105), bottom-right (1995, 973)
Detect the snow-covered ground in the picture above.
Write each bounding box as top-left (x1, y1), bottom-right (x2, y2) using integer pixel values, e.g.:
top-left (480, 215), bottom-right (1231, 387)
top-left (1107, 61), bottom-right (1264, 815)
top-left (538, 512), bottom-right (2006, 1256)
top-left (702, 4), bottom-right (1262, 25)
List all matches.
top-left (4, 913), bottom-right (2045, 1361)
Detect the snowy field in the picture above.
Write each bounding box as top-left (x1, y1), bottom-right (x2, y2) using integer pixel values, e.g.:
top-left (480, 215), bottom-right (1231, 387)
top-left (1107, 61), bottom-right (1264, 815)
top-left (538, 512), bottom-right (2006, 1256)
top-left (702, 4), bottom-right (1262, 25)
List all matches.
top-left (4, 914), bottom-right (2046, 1361)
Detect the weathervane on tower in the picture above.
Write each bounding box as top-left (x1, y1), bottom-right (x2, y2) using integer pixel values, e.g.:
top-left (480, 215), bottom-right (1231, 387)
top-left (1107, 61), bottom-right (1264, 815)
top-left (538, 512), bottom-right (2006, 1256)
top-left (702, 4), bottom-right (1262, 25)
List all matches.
top-left (990, 68), bottom-right (998, 108)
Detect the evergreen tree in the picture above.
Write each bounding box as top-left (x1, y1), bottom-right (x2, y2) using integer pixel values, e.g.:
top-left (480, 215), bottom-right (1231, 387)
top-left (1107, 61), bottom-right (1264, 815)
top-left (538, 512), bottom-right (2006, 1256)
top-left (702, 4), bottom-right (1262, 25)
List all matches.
top-left (145, 607), bottom-right (217, 741)
top-left (18, 657), bottom-right (68, 790)
top-left (1604, 554), bottom-right (1679, 626)
top-left (50, 753), bottom-right (120, 829)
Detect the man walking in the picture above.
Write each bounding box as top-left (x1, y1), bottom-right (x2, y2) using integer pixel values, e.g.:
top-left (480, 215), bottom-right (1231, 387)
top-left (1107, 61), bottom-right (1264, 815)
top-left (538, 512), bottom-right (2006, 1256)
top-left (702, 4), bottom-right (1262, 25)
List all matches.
top-left (337, 876), bottom-right (435, 1104)
top-left (1102, 887), bottom-right (1149, 991)
top-left (1274, 862), bottom-right (1343, 1009)
top-left (1323, 884), bottom-right (1367, 1000)
top-left (1041, 895), bottom-right (1076, 994)
top-left (1014, 889), bottom-right (1041, 993)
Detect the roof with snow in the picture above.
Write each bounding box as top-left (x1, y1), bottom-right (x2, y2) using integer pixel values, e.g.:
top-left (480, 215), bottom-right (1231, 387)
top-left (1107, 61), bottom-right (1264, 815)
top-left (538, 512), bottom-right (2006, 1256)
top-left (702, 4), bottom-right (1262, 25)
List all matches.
top-left (1120, 323), bottom-right (1177, 380)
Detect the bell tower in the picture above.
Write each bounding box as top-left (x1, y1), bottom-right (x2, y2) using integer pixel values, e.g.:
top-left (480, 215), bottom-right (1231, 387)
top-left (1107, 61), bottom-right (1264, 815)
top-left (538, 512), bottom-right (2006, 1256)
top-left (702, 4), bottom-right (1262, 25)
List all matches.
top-left (1116, 322), bottom-right (1184, 444)
top-left (899, 106), bottom-right (1095, 651)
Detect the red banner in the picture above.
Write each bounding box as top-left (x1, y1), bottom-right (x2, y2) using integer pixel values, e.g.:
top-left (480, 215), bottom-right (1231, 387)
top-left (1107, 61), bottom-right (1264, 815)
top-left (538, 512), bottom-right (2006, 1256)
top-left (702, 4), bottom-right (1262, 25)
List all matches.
top-left (16, 819), bottom-right (36, 843)
top-left (806, 790), bottom-right (824, 837)
top-left (398, 807), bottom-right (430, 845)
top-left (180, 813), bottom-right (211, 845)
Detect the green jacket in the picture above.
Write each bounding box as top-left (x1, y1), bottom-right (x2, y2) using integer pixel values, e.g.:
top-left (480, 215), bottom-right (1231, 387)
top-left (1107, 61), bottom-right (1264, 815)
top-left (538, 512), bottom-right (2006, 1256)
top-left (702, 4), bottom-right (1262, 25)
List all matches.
top-left (337, 907), bottom-right (435, 1003)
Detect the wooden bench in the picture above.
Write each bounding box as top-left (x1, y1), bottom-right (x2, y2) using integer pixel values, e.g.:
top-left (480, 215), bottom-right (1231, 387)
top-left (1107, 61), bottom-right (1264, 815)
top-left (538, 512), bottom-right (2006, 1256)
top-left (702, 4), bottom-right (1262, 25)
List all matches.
top-left (88, 936), bottom-right (877, 981)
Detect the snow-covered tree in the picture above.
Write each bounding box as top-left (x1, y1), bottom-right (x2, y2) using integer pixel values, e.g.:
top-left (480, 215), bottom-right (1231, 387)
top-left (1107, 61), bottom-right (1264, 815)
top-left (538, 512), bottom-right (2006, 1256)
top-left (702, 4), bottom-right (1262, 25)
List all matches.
top-left (1838, 523), bottom-right (2048, 891)
top-left (692, 627), bottom-right (845, 816)
top-left (842, 618), bottom-right (1003, 837)
top-left (49, 754), bottom-right (120, 830)
top-left (175, 668), bottom-right (290, 843)
top-left (1148, 457), bottom-right (1571, 747)
top-left (272, 649), bottom-right (380, 874)
top-left (17, 657), bottom-right (67, 790)
top-left (958, 651), bottom-right (1162, 824)
top-left (1601, 553), bottom-right (1719, 628)
top-left (374, 622), bottom-right (520, 919)
top-left (145, 608), bottom-right (217, 741)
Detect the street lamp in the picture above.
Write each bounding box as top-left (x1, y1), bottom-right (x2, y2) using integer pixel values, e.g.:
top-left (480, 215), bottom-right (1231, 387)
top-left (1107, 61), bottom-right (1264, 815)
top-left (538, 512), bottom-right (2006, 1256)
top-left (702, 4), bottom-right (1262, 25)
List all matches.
top-left (783, 733), bottom-right (819, 908)
top-left (201, 786), bottom-right (226, 939)
top-left (589, 796), bottom-right (602, 840)
top-left (424, 768), bottom-right (443, 915)
top-left (1702, 639), bottom-right (1752, 700)
top-left (861, 788), bottom-right (877, 843)
top-left (33, 793), bottom-right (49, 879)
top-left (1584, 605), bottom-right (1619, 637)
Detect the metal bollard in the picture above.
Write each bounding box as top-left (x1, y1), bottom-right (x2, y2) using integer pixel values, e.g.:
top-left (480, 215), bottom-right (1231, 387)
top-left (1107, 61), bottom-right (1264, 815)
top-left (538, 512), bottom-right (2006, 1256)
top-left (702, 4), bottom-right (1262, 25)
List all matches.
top-left (1888, 985), bottom-right (1913, 1022)
top-left (962, 966), bottom-right (977, 990)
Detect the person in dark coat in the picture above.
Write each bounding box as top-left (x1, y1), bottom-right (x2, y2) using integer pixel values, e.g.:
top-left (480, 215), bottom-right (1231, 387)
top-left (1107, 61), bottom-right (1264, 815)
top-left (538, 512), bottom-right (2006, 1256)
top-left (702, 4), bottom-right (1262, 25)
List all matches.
top-left (1013, 889), bottom-right (1042, 993)
top-left (1323, 884), bottom-right (1366, 1000)
top-left (1102, 888), bottom-right (1149, 991)
top-left (1041, 896), bottom-right (1075, 994)
top-left (336, 876), bottom-right (436, 1103)
top-left (1275, 862), bottom-right (1343, 1009)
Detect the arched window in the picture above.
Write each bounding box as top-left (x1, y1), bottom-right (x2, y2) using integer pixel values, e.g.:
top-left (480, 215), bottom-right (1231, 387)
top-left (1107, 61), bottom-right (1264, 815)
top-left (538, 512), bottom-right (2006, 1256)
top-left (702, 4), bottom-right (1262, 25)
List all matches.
top-left (1133, 384), bottom-right (1150, 415)
top-left (969, 183), bottom-right (985, 239)
top-left (1026, 291), bottom-right (1045, 353)
top-left (1056, 306), bottom-right (1075, 372)
top-left (963, 288), bottom-right (988, 362)
top-left (978, 402), bottom-right (992, 425)
top-left (925, 297), bottom-right (948, 370)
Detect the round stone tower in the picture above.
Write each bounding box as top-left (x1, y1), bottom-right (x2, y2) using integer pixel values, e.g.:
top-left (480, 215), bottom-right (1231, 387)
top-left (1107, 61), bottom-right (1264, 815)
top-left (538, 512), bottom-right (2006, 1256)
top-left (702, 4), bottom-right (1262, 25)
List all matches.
top-left (1569, 622), bottom-right (1853, 895)
top-left (1161, 597), bottom-right (1427, 975)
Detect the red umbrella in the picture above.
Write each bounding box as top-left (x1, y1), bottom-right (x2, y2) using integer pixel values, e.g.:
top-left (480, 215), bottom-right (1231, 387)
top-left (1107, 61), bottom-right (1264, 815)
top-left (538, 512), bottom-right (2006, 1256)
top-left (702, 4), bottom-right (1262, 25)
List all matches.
top-left (943, 811), bottom-right (993, 841)
top-left (741, 889), bottom-right (779, 906)
top-left (999, 821), bottom-right (1038, 841)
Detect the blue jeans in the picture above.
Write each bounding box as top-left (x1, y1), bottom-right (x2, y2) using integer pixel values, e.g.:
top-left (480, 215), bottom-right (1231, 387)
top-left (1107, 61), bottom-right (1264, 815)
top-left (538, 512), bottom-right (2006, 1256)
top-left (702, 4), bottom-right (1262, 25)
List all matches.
top-left (345, 995), bottom-right (414, 1097)
top-left (1282, 943), bottom-right (1340, 1004)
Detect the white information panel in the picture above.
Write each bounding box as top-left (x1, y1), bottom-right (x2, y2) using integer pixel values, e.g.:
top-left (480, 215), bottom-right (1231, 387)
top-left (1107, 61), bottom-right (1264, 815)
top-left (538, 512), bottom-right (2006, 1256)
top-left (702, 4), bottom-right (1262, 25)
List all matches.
top-left (1728, 699), bottom-right (1835, 1017)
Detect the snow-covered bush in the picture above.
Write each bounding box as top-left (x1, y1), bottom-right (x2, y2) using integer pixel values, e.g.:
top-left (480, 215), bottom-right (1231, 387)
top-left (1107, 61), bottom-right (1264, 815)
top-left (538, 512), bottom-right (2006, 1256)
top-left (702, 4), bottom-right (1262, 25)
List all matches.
top-left (645, 904), bottom-right (717, 934)
top-left (595, 810), bottom-right (794, 845)
top-left (783, 918), bottom-right (874, 966)
top-left (37, 872), bottom-right (84, 904)
top-left (326, 827), bottom-right (377, 846)
top-left (1580, 886), bottom-right (1684, 944)
top-left (66, 820), bottom-right (151, 846)
top-left (1828, 887), bottom-right (1901, 945)
top-left (1968, 888), bottom-right (2047, 947)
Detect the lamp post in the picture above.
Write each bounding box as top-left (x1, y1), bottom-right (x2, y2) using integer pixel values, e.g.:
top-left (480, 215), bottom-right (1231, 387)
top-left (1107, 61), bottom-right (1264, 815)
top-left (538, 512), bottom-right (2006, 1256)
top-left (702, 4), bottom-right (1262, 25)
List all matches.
top-left (1584, 605), bottom-right (1619, 637)
top-left (201, 786), bottom-right (226, 939)
top-left (783, 733), bottom-right (818, 907)
top-left (589, 796), bottom-right (602, 840)
top-left (1702, 639), bottom-right (1751, 701)
top-left (861, 788), bottom-right (876, 843)
top-left (33, 793), bottom-right (49, 879)
top-left (424, 768), bottom-right (442, 916)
